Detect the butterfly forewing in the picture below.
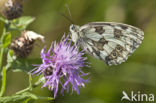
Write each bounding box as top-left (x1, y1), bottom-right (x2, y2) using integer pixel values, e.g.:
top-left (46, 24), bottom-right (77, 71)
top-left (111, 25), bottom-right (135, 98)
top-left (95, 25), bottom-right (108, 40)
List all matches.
top-left (70, 22), bottom-right (144, 66)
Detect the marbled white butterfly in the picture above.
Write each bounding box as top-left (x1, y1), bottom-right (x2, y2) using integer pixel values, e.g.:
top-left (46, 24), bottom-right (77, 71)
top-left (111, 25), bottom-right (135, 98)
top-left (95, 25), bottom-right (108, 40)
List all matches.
top-left (69, 22), bottom-right (144, 66)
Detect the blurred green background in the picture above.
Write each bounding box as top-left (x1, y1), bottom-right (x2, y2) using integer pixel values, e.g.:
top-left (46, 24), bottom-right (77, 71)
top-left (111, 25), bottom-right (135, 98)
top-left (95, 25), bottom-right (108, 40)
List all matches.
top-left (1, 0), bottom-right (156, 103)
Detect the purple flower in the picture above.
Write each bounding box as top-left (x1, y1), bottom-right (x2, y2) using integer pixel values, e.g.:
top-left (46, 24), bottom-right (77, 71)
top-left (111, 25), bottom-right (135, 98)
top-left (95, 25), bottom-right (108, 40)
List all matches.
top-left (33, 35), bottom-right (89, 98)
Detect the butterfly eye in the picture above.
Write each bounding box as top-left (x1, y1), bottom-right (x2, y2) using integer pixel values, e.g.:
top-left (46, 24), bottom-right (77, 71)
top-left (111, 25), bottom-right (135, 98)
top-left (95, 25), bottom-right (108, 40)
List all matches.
top-left (71, 25), bottom-right (75, 30)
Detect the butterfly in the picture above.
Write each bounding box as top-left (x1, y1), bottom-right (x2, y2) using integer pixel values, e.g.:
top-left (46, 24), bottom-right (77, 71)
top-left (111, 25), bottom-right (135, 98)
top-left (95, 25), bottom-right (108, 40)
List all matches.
top-left (69, 22), bottom-right (144, 66)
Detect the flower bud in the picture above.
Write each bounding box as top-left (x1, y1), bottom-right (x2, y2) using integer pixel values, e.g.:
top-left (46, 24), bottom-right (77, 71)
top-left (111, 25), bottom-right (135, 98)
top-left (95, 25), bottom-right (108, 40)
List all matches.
top-left (10, 31), bottom-right (44, 58)
top-left (0, 0), bottom-right (23, 20)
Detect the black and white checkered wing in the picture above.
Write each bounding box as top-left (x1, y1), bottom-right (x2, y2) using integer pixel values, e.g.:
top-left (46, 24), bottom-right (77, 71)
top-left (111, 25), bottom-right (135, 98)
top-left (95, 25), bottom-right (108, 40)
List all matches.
top-left (79, 22), bottom-right (144, 66)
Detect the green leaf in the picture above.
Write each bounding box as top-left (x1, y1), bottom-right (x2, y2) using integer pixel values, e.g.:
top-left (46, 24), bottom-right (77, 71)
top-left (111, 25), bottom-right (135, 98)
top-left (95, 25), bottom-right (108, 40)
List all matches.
top-left (0, 42), bottom-right (2, 48)
top-left (0, 17), bottom-right (5, 23)
top-left (7, 50), bottom-right (14, 63)
top-left (33, 76), bottom-right (45, 87)
top-left (0, 92), bottom-right (54, 103)
top-left (6, 50), bottom-right (15, 70)
top-left (22, 98), bottom-right (32, 103)
top-left (28, 74), bottom-right (33, 90)
top-left (0, 92), bottom-right (35, 103)
top-left (9, 16), bottom-right (35, 31)
top-left (36, 96), bottom-right (53, 101)
top-left (12, 58), bottom-right (41, 72)
top-left (2, 33), bottom-right (11, 48)
top-left (0, 67), bottom-right (6, 97)
top-left (13, 16), bottom-right (35, 27)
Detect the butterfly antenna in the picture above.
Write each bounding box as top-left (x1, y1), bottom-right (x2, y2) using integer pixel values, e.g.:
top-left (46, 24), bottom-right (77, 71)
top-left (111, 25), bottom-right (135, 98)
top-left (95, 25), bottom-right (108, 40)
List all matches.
top-left (56, 4), bottom-right (74, 41)
top-left (58, 4), bottom-right (74, 24)
top-left (58, 12), bottom-right (74, 24)
top-left (65, 4), bottom-right (72, 20)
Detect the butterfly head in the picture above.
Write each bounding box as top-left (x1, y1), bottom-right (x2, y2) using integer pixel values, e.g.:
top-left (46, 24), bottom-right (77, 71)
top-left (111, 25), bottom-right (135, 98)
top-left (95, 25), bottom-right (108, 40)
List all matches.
top-left (69, 24), bottom-right (80, 43)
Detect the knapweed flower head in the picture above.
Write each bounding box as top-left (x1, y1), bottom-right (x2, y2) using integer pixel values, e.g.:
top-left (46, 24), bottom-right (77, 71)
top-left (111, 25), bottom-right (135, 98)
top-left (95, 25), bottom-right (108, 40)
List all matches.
top-left (33, 35), bottom-right (89, 98)
top-left (0, 0), bottom-right (23, 20)
top-left (10, 31), bottom-right (44, 58)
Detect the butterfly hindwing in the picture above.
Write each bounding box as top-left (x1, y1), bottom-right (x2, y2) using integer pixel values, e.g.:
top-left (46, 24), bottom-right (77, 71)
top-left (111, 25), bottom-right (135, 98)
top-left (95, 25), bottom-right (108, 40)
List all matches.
top-left (78, 22), bottom-right (144, 65)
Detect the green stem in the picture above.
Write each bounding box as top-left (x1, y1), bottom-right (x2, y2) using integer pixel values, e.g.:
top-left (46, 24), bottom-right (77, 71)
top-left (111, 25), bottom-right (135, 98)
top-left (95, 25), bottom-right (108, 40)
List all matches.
top-left (15, 75), bottom-right (39, 95)
top-left (0, 67), bottom-right (6, 97)
top-left (0, 20), bottom-right (11, 97)
top-left (0, 48), bottom-right (4, 70)
top-left (0, 20), bottom-right (11, 71)
top-left (0, 28), bottom-right (6, 70)
top-left (15, 83), bottom-right (39, 95)
top-left (15, 76), bottom-right (42, 96)
top-left (15, 87), bottom-right (30, 95)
